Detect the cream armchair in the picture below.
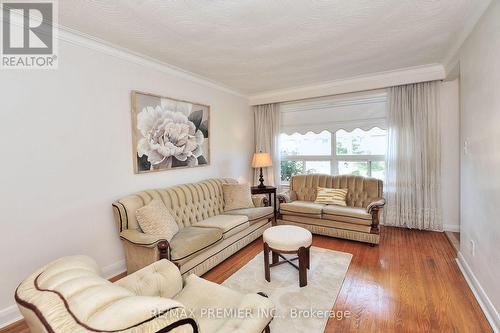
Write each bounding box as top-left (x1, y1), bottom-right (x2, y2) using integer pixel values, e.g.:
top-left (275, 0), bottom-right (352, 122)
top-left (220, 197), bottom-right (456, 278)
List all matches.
top-left (15, 256), bottom-right (274, 333)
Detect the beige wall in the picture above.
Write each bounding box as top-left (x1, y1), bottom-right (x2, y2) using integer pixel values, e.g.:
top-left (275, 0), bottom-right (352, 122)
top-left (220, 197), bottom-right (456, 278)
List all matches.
top-left (458, 0), bottom-right (500, 329)
top-left (0, 36), bottom-right (252, 324)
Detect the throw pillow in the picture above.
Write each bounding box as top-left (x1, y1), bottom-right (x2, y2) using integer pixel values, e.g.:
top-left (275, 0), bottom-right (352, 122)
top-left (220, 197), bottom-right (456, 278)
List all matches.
top-left (136, 199), bottom-right (179, 241)
top-left (314, 187), bottom-right (348, 206)
top-left (223, 183), bottom-right (254, 211)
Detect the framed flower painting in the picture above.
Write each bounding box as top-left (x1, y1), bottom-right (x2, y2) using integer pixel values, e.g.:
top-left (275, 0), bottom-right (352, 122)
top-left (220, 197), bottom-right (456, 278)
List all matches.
top-left (131, 91), bottom-right (210, 173)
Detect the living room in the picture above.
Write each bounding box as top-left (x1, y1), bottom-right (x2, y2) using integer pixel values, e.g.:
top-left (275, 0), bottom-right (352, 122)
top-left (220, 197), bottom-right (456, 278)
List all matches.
top-left (0, 1), bottom-right (499, 332)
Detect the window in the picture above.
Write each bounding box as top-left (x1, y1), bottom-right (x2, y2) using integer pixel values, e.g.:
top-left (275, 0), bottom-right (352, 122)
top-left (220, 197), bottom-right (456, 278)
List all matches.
top-left (280, 130), bottom-right (331, 156)
top-left (280, 128), bottom-right (387, 183)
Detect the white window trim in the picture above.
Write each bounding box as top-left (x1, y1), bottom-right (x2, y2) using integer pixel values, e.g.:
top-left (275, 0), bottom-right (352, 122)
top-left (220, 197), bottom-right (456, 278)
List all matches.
top-left (280, 131), bottom-right (385, 185)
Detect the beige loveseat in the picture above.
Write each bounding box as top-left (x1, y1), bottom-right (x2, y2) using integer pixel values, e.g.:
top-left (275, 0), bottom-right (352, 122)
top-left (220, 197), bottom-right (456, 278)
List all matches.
top-left (278, 174), bottom-right (385, 245)
top-left (15, 255), bottom-right (274, 333)
top-left (113, 178), bottom-right (274, 275)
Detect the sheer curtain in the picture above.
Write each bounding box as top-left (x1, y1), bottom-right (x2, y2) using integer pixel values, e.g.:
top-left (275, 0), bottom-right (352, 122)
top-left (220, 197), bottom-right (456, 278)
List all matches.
top-left (384, 81), bottom-right (442, 231)
top-left (254, 103), bottom-right (281, 189)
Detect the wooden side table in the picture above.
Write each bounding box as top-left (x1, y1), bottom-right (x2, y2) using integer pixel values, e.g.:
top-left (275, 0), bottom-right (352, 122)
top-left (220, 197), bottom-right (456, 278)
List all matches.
top-left (251, 186), bottom-right (277, 224)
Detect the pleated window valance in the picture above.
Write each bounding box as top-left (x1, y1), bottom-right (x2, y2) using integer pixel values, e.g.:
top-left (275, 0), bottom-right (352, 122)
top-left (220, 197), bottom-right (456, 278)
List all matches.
top-left (280, 92), bottom-right (387, 135)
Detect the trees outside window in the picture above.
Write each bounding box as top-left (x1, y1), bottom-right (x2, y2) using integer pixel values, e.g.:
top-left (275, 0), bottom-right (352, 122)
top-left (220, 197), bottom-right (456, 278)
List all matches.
top-left (280, 128), bottom-right (387, 184)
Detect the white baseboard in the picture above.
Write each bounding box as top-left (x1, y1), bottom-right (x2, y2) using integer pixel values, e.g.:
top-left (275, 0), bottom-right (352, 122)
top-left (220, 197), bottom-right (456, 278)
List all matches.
top-left (0, 259), bottom-right (127, 329)
top-left (0, 305), bottom-right (22, 329)
top-left (457, 252), bottom-right (500, 333)
top-left (444, 224), bottom-right (460, 232)
top-left (102, 259), bottom-right (126, 279)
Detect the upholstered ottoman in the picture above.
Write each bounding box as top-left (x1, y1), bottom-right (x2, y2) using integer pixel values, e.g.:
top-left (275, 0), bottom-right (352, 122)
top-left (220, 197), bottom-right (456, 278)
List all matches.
top-left (263, 225), bottom-right (312, 287)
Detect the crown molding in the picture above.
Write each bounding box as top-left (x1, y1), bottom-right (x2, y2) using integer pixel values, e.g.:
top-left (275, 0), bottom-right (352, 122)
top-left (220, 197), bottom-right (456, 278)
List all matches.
top-left (443, 0), bottom-right (492, 77)
top-left (281, 93), bottom-right (387, 113)
top-left (47, 19), bottom-right (486, 104)
top-left (18, 5), bottom-right (490, 104)
top-left (56, 25), bottom-right (247, 98)
top-left (53, 25), bottom-right (453, 104)
top-left (249, 64), bottom-right (445, 105)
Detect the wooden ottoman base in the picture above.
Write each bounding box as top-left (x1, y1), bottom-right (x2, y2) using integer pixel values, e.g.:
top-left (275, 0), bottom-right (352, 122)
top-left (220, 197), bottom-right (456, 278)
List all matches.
top-left (263, 242), bottom-right (311, 287)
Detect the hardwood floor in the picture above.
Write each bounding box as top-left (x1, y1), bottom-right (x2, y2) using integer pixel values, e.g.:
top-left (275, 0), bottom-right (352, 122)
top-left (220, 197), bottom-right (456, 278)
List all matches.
top-left (1, 226), bottom-right (492, 333)
top-left (206, 226), bottom-right (491, 333)
top-left (0, 322), bottom-right (26, 333)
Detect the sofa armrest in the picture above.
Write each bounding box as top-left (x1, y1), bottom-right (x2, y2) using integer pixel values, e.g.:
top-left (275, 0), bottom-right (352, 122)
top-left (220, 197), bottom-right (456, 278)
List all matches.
top-left (216, 293), bottom-right (274, 333)
top-left (252, 194), bottom-right (267, 207)
top-left (277, 189), bottom-right (296, 204)
top-left (120, 229), bottom-right (168, 247)
top-left (367, 198), bottom-right (385, 236)
top-left (115, 259), bottom-right (183, 299)
top-left (97, 295), bottom-right (197, 332)
top-left (120, 229), bottom-right (170, 260)
top-left (277, 193), bottom-right (290, 204)
top-left (367, 198), bottom-right (386, 213)
top-left (175, 275), bottom-right (273, 333)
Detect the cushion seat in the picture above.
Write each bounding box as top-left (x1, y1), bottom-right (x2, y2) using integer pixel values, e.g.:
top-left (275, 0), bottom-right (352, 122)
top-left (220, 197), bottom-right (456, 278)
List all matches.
top-left (169, 227), bottom-right (223, 262)
top-left (223, 206), bottom-right (274, 224)
top-left (174, 274), bottom-right (274, 333)
top-left (322, 205), bottom-right (372, 226)
top-left (195, 215), bottom-right (249, 239)
top-left (280, 201), bottom-right (325, 218)
top-left (263, 225), bottom-right (312, 252)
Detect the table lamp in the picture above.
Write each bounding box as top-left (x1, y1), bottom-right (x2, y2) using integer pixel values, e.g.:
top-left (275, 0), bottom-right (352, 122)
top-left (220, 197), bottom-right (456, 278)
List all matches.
top-left (252, 152), bottom-right (273, 188)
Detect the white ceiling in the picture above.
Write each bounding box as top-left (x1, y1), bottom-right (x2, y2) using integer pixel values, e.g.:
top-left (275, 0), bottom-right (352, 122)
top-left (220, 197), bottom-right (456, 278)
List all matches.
top-left (59, 0), bottom-right (490, 95)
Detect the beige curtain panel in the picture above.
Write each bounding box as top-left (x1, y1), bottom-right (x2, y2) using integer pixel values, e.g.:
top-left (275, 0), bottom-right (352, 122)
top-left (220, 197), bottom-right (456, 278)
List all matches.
top-left (253, 103), bottom-right (281, 189)
top-left (384, 81), bottom-right (442, 231)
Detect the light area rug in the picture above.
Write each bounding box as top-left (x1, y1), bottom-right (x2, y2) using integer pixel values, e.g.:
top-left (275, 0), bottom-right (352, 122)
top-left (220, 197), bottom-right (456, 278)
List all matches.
top-left (222, 246), bottom-right (352, 333)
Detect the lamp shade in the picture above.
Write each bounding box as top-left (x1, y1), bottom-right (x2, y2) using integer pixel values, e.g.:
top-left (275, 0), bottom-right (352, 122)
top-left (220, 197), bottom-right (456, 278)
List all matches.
top-left (252, 152), bottom-right (272, 168)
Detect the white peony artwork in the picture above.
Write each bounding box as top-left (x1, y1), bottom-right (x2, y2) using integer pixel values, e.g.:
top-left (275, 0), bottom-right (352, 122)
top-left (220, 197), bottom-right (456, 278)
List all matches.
top-left (132, 91), bottom-right (209, 173)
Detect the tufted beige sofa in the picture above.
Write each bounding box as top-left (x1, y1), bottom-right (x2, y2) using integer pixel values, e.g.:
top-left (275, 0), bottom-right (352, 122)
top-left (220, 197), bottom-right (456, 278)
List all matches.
top-left (113, 178), bottom-right (274, 275)
top-left (15, 255), bottom-right (274, 333)
top-left (278, 174), bottom-right (385, 245)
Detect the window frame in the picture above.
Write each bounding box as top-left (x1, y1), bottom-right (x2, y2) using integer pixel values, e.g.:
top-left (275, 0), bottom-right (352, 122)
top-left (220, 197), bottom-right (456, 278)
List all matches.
top-left (280, 130), bottom-right (386, 185)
